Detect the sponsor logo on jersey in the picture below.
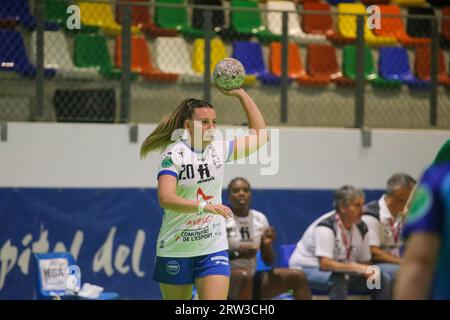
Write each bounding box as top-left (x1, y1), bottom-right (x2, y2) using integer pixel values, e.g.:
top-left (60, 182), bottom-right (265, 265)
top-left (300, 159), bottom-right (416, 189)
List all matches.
top-left (166, 261), bottom-right (181, 275)
top-left (180, 228), bottom-right (213, 242)
top-left (161, 156), bottom-right (174, 168)
top-left (197, 188), bottom-right (214, 202)
top-left (186, 216), bottom-right (213, 227)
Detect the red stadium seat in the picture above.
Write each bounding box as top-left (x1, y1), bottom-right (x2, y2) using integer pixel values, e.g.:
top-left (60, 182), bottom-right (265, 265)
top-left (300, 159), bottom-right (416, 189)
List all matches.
top-left (414, 46), bottom-right (450, 86)
top-left (115, 0), bottom-right (179, 37)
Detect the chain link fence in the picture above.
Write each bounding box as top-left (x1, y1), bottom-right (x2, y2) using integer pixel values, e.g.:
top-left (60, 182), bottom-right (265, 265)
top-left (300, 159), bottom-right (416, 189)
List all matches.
top-left (0, 0), bottom-right (449, 128)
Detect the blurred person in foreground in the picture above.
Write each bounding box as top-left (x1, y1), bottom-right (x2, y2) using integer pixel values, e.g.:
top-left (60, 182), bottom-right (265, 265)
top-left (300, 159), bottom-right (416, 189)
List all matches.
top-left (395, 140), bottom-right (450, 300)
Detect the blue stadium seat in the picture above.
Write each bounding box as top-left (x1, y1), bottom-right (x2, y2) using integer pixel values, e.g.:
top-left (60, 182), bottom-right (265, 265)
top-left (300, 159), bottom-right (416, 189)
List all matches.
top-left (0, 0), bottom-right (59, 31)
top-left (0, 30), bottom-right (55, 78)
top-left (327, 0), bottom-right (356, 4)
top-left (232, 41), bottom-right (280, 85)
top-left (378, 47), bottom-right (430, 89)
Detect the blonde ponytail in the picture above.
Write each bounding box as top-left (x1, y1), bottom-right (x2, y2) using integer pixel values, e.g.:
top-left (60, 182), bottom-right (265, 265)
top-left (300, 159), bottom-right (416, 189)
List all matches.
top-left (140, 98), bottom-right (213, 158)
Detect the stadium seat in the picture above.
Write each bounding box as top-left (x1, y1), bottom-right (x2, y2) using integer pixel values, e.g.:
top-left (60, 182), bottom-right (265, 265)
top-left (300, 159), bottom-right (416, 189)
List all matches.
top-left (302, 2), bottom-right (353, 44)
top-left (30, 31), bottom-right (98, 80)
top-left (373, 5), bottom-right (430, 47)
top-left (341, 45), bottom-right (402, 88)
top-left (0, 0), bottom-right (59, 31)
top-left (302, 2), bottom-right (334, 36)
top-left (192, 38), bottom-right (226, 73)
top-left (337, 3), bottom-right (397, 46)
top-left (230, 0), bottom-right (281, 43)
top-left (232, 41), bottom-right (280, 85)
top-left (191, 0), bottom-right (225, 33)
top-left (44, 0), bottom-right (68, 27)
top-left (34, 252), bottom-right (119, 299)
top-left (327, 0), bottom-right (356, 4)
top-left (414, 46), bottom-right (450, 86)
top-left (266, 1), bottom-right (327, 43)
top-left (378, 47), bottom-right (430, 89)
top-left (269, 42), bottom-right (303, 80)
top-left (391, 0), bottom-right (427, 7)
top-left (155, 0), bottom-right (203, 38)
top-left (154, 37), bottom-right (203, 83)
top-left (298, 44), bottom-right (345, 86)
top-left (115, 0), bottom-right (178, 37)
top-left (116, 35), bottom-right (179, 82)
top-left (78, 2), bottom-right (140, 36)
top-left (73, 33), bottom-right (124, 79)
top-left (0, 30), bottom-right (55, 78)
top-left (406, 7), bottom-right (435, 39)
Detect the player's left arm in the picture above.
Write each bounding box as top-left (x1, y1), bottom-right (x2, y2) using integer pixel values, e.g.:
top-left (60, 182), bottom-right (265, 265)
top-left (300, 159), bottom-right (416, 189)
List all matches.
top-left (220, 88), bottom-right (269, 161)
top-left (394, 232), bottom-right (440, 299)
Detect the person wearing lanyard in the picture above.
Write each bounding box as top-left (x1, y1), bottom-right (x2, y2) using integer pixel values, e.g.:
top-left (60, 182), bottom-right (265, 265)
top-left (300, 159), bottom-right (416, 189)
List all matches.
top-left (289, 185), bottom-right (391, 300)
top-left (362, 173), bottom-right (416, 294)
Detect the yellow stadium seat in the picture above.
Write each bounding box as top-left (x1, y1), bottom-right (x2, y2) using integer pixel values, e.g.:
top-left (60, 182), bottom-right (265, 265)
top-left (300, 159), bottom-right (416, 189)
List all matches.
top-left (338, 3), bottom-right (397, 47)
top-left (391, 0), bottom-right (426, 7)
top-left (192, 38), bottom-right (227, 74)
top-left (79, 2), bottom-right (140, 36)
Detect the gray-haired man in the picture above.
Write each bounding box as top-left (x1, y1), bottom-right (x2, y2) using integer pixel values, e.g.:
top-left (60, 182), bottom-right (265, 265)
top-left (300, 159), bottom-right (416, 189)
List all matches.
top-left (289, 185), bottom-right (391, 300)
top-left (362, 173), bottom-right (416, 291)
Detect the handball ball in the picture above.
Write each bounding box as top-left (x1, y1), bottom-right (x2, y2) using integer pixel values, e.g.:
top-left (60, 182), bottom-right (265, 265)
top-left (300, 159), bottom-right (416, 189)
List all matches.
top-left (213, 58), bottom-right (245, 90)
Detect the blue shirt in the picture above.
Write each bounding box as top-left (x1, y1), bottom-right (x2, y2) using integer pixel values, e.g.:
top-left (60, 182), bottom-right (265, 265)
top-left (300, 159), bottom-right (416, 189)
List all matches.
top-left (403, 163), bottom-right (450, 300)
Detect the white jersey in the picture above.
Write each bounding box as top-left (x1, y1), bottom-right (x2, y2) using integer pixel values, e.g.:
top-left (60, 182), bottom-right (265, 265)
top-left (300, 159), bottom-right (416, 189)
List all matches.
top-left (156, 140), bottom-right (234, 258)
top-left (226, 209), bottom-right (270, 272)
top-left (362, 196), bottom-right (404, 257)
top-left (289, 211), bottom-right (371, 268)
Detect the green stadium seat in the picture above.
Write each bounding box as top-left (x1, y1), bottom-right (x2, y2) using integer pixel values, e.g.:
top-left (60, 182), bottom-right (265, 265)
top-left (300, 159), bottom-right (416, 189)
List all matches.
top-left (155, 0), bottom-right (203, 39)
top-left (31, 31), bottom-right (98, 79)
top-left (73, 33), bottom-right (124, 79)
top-left (115, 0), bottom-right (178, 37)
top-left (341, 45), bottom-right (402, 88)
top-left (230, 0), bottom-right (280, 43)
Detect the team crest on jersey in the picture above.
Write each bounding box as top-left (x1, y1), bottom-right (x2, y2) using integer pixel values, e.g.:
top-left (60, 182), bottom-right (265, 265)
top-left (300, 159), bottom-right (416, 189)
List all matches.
top-left (161, 156), bottom-right (174, 168)
top-left (407, 185), bottom-right (433, 225)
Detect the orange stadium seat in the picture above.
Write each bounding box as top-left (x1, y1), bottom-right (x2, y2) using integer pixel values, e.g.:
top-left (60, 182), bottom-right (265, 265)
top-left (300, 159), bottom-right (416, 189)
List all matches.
top-left (269, 42), bottom-right (304, 79)
top-left (373, 5), bottom-right (430, 47)
top-left (115, 35), bottom-right (179, 82)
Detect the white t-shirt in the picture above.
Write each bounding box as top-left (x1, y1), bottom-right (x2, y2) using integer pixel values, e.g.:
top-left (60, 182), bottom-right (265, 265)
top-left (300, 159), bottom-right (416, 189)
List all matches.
top-left (289, 211), bottom-right (371, 268)
top-left (362, 196), bottom-right (404, 257)
top-left (226, 209), bottom-right (270, 272)
top-left (156, 140), bottom-right (234, 258)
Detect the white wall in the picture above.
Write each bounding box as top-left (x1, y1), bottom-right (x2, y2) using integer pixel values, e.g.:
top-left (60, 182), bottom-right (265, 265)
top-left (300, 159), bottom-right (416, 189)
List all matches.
top-left (0, 122), bottom-right (448, 189)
